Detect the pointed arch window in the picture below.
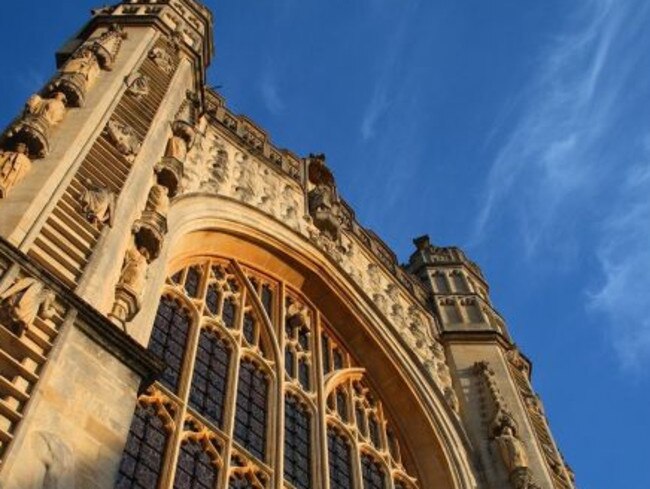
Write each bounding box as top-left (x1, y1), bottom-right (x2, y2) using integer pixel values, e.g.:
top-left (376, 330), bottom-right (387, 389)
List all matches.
top-left (327, 428), bottom-right (353, 489)
top-left (173, 439), bottom-right (219, 489)
top-left (189, 329), bottom-right (231, 428)
top-left (119, 258), bottom-right (424, 489)
top-left (234, 359), bottom-right (269, 461)
top-left (115, 404), bottom-right (169, 489)
top-left (148, 297), bottom-right (191, 392)
top-left (284, 394), bottom-right (312, 489)
top-left (361, 454), bottom-right (386, 489)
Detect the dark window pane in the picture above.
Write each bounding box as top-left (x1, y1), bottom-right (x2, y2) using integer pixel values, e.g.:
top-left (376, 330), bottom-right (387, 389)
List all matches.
top-left (333, 349), bottom-right (344, 370)
top-left (336, 391), bottom-right (348, 422)
top-left (223, 297), bottom-right (237, 328)
top-left (234, 360), bottom-right (269, 461)
top-left (284, 395), bottom-right (312, 489)
top-left (228, 475), bottom-right (255, 489)
top-left (115, 404), bottom-right (168, 489)
top-left (285, 349), bottom-right (295, 378)
top-left (356, 406), bottom-right (367, 436)
top-left (148, 297), bottom-right (190, 392)
top-left (184, 266), bottom-right (202, 298)
top-left (361, 454), bottom-right (385, 489)
top-left (369, 415), bottom-right (382, 449)
top-left (206, 284), bottom-right (219, 315)
top-left (243, 312), bottom-right (255, 344)
top-left (327, 429), bottom-right (353, 489)
top-left (298, 359), bottom-right (310, 391)
top-left (189, 330), bottom-right (230, 428)
top-left (298, 328), bottom-right (309, 350)
top-left (172, 440), bottom-right (218, 489)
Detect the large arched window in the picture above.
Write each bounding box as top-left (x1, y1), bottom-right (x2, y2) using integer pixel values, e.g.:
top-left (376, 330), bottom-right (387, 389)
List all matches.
top-left (116, 257), bottom-right (421, 488)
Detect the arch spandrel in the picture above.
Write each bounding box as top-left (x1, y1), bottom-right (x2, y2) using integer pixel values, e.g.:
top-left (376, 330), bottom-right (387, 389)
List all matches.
top-left (124, 191), bottom-right (478, 489)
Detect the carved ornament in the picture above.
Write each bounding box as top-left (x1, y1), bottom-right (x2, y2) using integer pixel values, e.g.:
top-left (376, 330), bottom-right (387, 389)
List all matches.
top-left (80, 179), bottom-right (115, 227)
top-left (0, 142), bottom-right (32, 198)
top-left (0, 277), bottom-right (55, 335)
top-left (103, 119), bottom-right (141, 162)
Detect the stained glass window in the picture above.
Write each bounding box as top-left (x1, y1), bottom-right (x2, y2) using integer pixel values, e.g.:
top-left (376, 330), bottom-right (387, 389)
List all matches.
top-left (298, 359), bottom-right (310, 391)
top-left (261, 285), bottom-right (273, 318)
top-left (336, 390), bottom-right (348, 422)
top-left (369, 415), bottom-right (382, 448)
top-left (228, 475), bottom-right (255, 489)
top-left (243, 312), bottom-right (256, 344)
top-left (206, 283), bottom-right (219, 315)
top-left (284, 395), bottom-right (311, 489)
top-left (189, 330), bottom-right (230, 428)
top-left (115, 404), bottom-right (168, 489)
top-left (184, 266), bottom-right (202, 298)
top-left (361, 455), bottom-right (385, 489)
top-left (234, 359), bottom-right (269, 461)
top-left (223, 297), bottom-right (237, 328)
top-left (148, 297), bottom-right (190, 392)
top-left (172, 440), bottom-right (218, 489)
top-left (328, 429), bottom-right (353, 489)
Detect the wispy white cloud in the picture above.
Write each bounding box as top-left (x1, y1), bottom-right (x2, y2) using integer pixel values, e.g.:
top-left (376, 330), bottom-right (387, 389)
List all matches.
top-left (359, 2), bottom-right (418, 141)
top-left (259, 69), bottom-right (285, 115)
top-left (473, 0), bottom-right (650, 367)
top-left (589, 141), bottom-right (650, 368)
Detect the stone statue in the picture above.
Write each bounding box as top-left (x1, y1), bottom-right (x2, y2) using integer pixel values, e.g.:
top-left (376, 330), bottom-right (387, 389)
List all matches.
top-left (118, 245), bottom-right (150, 296)
top-left (146, 184), bottom-right (170, 215)
top-left (104, 119), bottom-right (141, 162)
top-left (0, 142), bottom-right (32, 197)
top-left (25, 92), bottom-right (67, 127)
top-left (0, 277), bottom-right (55, 335)
top-left (494, 418), bottom-right (529, 474)
top-left (149, 46), bottom-right (174, 74)
top-left (92, 24), bottom-right (127, 70)
top-left (286, 300), bottom-right (310, 329)
top-left (80, 179), bottom-right (115, 227)
top-left (54, 48), bottom-right (100, 105)
top-left (125, 71), bottom-right (150, 100)
top-left (164, 134), bottom-right (189, 161)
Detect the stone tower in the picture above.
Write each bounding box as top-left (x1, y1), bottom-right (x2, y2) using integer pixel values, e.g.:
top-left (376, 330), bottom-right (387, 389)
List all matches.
top-left (0, 2), bottom-right (574, 489)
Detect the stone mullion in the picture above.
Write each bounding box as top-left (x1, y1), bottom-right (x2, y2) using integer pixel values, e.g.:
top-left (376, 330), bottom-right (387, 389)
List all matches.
top-left (315, 311), bottom-right (331, 489)
top-left (275, 280), bottom-right (288, 489)
top-left (219, 262), bottom-right (247, 486)
top-left (158, 284), bottom-right (203, 489)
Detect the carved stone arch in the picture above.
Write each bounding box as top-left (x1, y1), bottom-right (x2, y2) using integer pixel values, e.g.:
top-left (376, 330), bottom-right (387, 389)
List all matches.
top-left (358, 443), bottom-right (393, 477)
top-left (323, 367), bottom-right (366, 397)
top-left (138, 194), bottom-right (479, 489)
top-left (160, 286), bottom-right (201, 324)
top-left (201, 316), bottom-right (238, 351)
top-left (232, 259), bottom-right (282, 366)
top-left (284, 383), bottom-right (318, 415)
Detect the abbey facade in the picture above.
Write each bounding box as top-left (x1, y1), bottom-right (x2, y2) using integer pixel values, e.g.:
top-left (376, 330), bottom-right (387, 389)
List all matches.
top-left (0, 2), bottom-right (574, 489)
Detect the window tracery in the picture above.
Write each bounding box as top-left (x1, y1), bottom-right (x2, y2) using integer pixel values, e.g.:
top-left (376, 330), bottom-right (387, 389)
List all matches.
top-left (117, 256), bottom-right (421, 488)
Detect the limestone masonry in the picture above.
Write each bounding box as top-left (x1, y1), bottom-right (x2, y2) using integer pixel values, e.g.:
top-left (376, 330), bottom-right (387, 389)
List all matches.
top-left (0, 2), bottom-right (574, 488)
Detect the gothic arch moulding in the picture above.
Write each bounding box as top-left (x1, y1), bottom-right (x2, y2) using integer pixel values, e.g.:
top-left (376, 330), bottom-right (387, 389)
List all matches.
top-left (127, 192), bottom-right (478, 489)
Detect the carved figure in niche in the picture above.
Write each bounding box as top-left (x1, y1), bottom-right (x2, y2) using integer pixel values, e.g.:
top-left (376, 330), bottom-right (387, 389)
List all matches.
top-left (25, 92), bottom-right (67, 126)
top-left (493, 416), bottom-right (529, 475)
top-left (148, 46), bottom-right (174, 74)
top-left (146, 183), bottom-right (170, 216)
top-left (0, 142), bottom-right (32, 198)
top-left (125, 71), bottom-right (150, 100)
top-left (165, 134), bottom-right (188, 162)
top-left (80, 179), bottom-right (115, 227)
top-left (104, 119), bottom-right (141, 161)
top-left (118, 244), bottom-right (150, 296)
top-left (0, 277), bottom-right (55, 335)
top-left (92, 24), bottom-right (127, 71)
top-left (308, 182), bottom-right (340, 240)
top-left (52, 48), bottom-right (100, 106)
top-left (260, 169), bottom-right (279, 214)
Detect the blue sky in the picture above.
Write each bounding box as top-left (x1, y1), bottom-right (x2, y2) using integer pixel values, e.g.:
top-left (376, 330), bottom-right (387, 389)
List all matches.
top-left (1, 1), bottom-right (649, 487)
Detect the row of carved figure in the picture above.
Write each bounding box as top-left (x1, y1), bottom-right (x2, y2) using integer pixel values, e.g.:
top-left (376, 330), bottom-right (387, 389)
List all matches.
top-left (0, 25), bottom-right (128, 198)
top-left (109, 93), bottom-right (197, 329)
